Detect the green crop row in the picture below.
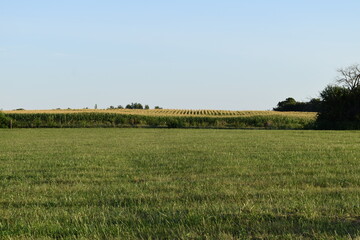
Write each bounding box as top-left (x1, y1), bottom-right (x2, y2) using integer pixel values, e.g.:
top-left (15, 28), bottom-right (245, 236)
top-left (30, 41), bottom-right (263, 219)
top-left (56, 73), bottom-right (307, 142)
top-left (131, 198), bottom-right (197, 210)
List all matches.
top-left (4, 113), bottom-right (315, 129)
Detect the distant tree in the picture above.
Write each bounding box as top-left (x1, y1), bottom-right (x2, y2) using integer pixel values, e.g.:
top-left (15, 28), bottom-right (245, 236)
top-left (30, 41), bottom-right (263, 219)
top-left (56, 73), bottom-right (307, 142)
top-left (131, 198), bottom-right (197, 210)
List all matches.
top-left (135, 103), bottom-right (143, 109)
top-left (95, 104), bottom-right (98, 109)
top-left (125, 103), bottom-right (144, 109)
top-left (154, 106), bottom-right (162, 109)
top-left (117, 105), bottom-right (124, 109)
top-left (108, 106), bottom-right (115, 109)
top-left (273, 97), bottom-right (296, 111)
top-left (144, 105), bottom-right (149, 110)
top-left (317, 64), bottom-right (360, 129)
top-left (273, 97), bottom-right (320, 112)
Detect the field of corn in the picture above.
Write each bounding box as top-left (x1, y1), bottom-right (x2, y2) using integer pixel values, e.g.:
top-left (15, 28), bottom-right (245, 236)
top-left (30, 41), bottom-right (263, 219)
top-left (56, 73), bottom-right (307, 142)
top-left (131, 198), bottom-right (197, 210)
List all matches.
top-left (4, 108), bottom-right (317, 118)
top-left (3, 109), bottom-right (316, 129)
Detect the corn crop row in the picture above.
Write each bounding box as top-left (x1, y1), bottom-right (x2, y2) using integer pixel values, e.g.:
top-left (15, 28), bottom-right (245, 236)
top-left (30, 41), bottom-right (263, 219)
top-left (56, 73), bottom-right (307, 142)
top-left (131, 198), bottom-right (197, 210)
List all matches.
top-left (4, 112), bottom-right (315, 129)
top-left (4, 109), bottom-right (317, 119)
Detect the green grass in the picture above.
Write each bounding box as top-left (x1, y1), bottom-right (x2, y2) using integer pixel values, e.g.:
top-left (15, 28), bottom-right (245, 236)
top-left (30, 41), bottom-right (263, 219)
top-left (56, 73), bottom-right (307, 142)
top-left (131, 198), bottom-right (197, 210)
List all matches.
top-left (1, 129), bottom-right (359, 239)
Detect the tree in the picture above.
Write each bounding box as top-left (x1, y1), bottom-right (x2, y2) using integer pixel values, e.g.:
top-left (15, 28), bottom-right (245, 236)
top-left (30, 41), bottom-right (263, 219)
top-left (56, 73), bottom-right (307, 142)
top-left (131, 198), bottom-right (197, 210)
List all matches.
top-left (336, 64), bottom-right (360, 91)
top-left (125, 102), bottom-right (143, 109)
top-left (318, 86), bottom-right (350, 121)
top-left (317, 64), bottom-right (360, 129)
top-left (273, 97), bottom-right (296, 111)
top-left (273, 97), bottom-right (320, 112)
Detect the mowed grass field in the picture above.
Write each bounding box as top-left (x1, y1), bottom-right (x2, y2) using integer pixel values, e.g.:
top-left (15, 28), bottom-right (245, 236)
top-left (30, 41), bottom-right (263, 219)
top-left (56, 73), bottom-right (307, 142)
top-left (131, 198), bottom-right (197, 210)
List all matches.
top-left (1, 129), bottom-right (359, 239)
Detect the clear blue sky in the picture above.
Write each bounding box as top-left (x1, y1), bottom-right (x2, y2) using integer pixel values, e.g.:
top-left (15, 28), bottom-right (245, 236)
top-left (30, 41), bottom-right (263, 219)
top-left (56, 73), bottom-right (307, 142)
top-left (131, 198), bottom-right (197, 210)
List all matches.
top-left (1, 1), bottom-right (360, 110)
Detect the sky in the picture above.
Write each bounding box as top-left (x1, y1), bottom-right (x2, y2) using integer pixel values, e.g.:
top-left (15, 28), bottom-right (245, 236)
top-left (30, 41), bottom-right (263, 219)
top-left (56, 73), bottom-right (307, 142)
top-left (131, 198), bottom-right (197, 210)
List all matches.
top-left (1, 1), bottom-right (360, 110)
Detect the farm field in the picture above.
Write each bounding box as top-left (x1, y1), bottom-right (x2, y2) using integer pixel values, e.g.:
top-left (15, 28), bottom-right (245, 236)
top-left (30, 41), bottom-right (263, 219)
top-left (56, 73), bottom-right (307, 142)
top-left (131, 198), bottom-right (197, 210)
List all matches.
top-left (1, 129), bottom-right (359, 239)
top-left (3, 109), bottom-right (316, 129)
top-left (3, 109), bottom-right (317, 118)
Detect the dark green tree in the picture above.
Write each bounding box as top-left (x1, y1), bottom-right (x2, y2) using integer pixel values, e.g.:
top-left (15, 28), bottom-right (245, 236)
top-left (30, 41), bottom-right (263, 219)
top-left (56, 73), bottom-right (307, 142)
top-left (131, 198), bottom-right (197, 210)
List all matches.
top-left (125, 103), bottom-right (144, 109)
top-left (274, 97), bottom-right (320, 112)
top-left (317, 64), bottom-right (360, 129)
top-left (0, 112), bottom-right (11, 128)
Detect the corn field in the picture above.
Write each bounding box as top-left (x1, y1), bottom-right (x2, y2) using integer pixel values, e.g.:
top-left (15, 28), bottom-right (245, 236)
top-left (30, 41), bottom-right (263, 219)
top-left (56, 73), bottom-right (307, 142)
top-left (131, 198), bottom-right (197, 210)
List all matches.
top-left (3, 109), bottom-right (316, 129)
top-left (4, 109), bottom-right (317, 119)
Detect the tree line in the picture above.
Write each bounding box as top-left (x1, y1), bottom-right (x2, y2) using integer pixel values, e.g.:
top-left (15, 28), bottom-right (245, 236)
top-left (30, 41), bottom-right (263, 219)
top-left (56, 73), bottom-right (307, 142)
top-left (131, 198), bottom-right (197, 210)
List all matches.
top-left (274, 64), bottom-right (360, 129)
top-left (107, 103), bottom-right (162, 110)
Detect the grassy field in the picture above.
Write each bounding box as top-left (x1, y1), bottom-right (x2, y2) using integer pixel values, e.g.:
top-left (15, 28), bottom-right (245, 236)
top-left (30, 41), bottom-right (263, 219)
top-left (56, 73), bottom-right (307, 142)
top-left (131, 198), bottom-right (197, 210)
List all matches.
top-left (1, 129), bottom-right (359, 239)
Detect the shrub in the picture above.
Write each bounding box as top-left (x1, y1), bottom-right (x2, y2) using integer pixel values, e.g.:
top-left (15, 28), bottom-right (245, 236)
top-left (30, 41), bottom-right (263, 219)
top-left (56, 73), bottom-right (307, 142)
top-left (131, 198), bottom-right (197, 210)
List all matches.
top-left (0, 112), bottom-right (11, 128)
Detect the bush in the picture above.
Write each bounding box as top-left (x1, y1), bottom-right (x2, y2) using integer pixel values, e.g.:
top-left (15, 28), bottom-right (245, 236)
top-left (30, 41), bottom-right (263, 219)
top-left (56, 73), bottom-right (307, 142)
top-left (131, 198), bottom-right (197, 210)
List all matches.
top-left (0, 112), bottom-right (11, 128)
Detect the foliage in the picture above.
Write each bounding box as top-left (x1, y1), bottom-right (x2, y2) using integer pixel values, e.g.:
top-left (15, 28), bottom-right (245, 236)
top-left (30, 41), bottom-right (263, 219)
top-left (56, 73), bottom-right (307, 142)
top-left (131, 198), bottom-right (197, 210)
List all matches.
top-left (1, 129), bottom-right (360, 239)
top-left (0, 111), bottom-right (11, 128)
top-left (316, 64), bottom-right (360, 129)
top-left (273, 97), bottom-right (321, 112)
top-left (125, 102), bottom-right (144, 109)
top-left (317, 85), bottom-right (360, 129)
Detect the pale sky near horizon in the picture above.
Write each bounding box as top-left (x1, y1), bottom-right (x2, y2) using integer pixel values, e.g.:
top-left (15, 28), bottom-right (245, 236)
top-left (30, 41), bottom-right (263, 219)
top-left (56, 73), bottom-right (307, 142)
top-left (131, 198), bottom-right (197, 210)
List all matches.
top-left (1, 1), bottom-right (360, 110)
